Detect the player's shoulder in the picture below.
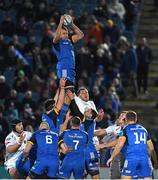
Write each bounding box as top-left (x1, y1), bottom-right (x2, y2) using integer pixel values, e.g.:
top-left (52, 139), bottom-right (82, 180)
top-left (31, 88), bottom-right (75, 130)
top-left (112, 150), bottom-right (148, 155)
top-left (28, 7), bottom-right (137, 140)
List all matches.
top-left (5, 131), bottom-right (15, 141)
top-left (62, 129), bottom-right (71, 135)
top-left (23, 131), bottom-right (32, 137)
top-left (136, 124), bottom-right (148, 132)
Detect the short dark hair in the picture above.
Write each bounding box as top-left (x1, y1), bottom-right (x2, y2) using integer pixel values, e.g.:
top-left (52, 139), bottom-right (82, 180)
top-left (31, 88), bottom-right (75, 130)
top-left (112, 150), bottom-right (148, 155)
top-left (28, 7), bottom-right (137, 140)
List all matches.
top-left (126, 111), bottom-right (137, 122)
top-left (44, 99), bottom-right (55, 111)
top-left (77, 87), bottom-right (88, 95)
top-left (71, 116), bottom-right (81, 127)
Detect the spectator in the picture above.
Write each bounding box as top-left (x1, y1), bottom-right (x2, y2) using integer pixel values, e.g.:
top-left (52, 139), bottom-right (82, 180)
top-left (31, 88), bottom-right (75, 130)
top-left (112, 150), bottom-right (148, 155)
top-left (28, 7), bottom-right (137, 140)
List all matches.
top-left (86, 19), bottom-right (104, 46)
top-left (0, 34), bottom-right (8, 72)
top-left (0, 75), bottom-right (10, 100)
top-left (10, 34), bottom-right (23, 51)
top-left (1, 16), bottom-right (15, 36)
top-left (4, 89), bottom-right (20, 111)
top-left (16, 16), bottom-right (29, 36)
top-left (13, 70), bottom-right (30, 93)
top-left (22, 90), bottom-right (36, 111)
top-left (103, 19), bottom-right (120, 44)
top-left (136, 37), bottom-right (153, 94)
top-left (0, 106), bottom-right (10, 143)
top-left (5, 102), bottom-right (19, 122)
top-left (119, 38), bottom-right (138, 97)
top-left (107, 0), bottom-right (125, 20)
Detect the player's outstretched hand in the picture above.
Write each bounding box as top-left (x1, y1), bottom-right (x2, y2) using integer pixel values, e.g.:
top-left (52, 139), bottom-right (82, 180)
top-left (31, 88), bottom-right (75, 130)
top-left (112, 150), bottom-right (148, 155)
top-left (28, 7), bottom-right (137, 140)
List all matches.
top-left (18, 133), bottom-right (26, 144)
top-left (106, 157), bottom-right (113, 167)
top-left (95, 108), bottom-right (104, 122)
top-left (59, 78), bottom-right (66, 88)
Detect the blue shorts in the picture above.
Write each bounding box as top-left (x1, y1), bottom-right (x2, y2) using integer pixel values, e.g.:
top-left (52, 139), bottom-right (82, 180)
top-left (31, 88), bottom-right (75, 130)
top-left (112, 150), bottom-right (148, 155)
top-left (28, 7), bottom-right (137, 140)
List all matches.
top-left (84, 148), bottom-right (99, 175)
top-left (122, 157), bottom-right (152, 178)
top-left (57, 68), bottom-right (75, 84)
top-left (59, 154), bottom-right (85, 179)
top-left (16, 153), bottom-right (32, 176)
top-left (31, 156), bottom-right (59, 178)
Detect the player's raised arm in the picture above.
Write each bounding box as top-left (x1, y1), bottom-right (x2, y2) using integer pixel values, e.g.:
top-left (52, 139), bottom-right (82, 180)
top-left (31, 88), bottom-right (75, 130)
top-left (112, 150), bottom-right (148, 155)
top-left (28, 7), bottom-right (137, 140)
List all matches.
top-left (55, 78), bottom-right (66, 111)
top-left (71, 23), bottom-right (84, 43)
top-left (53, 15), bottom-right (65, 43)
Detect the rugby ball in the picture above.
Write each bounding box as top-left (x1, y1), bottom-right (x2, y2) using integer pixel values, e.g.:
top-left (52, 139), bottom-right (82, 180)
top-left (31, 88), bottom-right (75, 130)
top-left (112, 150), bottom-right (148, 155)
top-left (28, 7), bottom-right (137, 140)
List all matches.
top-left (63, 14), bottom-right (72, 27)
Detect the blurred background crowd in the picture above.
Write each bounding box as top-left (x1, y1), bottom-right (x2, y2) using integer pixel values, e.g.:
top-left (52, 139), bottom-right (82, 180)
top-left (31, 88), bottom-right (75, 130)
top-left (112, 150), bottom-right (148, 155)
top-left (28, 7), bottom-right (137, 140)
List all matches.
top-left (0, 0), bottom-right (158, 167)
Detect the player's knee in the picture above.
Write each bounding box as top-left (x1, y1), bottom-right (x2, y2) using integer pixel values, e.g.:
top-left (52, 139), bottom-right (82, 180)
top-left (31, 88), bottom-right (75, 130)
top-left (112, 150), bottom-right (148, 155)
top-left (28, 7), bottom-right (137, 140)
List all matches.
top-left (88, 168), bottom-right (100, 177)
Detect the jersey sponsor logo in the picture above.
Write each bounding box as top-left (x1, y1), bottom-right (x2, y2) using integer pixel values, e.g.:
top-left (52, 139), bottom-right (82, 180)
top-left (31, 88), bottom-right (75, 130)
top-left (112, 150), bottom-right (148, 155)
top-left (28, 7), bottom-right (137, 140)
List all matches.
top-left (125, 170), bottom-right (131, 173)
top-left (68, 135), bottom-right (83, 139)
top-left (63, 42), bottom-right (69, 45)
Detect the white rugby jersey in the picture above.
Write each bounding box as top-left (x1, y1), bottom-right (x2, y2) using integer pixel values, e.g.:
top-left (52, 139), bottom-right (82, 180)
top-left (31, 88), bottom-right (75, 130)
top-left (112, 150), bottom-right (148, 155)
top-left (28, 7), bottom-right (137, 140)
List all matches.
top-left (4, 131), bottom-right (32, 165)
top-left (102, 124), bottom-right (121, 143)
top-left (74, 96), bottom-right (98, 114)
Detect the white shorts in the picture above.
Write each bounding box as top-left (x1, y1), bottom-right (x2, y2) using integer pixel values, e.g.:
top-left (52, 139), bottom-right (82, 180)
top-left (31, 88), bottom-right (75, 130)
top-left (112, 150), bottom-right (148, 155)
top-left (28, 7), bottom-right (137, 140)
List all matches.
top-left (4, 160), bottom-right (16, 171)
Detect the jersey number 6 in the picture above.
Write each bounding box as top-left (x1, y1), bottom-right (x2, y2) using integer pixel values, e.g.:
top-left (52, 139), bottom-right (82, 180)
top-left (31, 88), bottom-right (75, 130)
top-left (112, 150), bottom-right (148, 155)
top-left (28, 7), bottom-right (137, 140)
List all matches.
top-left (46, 135), bottom-right (53, 144)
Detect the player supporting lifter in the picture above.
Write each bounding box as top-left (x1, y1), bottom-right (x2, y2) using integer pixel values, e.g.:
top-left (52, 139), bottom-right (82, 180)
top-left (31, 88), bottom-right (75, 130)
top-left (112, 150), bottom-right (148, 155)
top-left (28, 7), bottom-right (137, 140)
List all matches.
top-left (23, 122), bottom-right (60, 179)
top-left (53, 15), bottom-right (84, 90)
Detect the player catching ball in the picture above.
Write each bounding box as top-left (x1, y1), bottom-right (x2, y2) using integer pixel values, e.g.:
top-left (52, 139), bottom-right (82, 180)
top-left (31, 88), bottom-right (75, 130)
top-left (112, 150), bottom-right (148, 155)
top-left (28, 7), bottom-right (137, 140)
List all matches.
top-left (53, 14), bottom-right (84, 90)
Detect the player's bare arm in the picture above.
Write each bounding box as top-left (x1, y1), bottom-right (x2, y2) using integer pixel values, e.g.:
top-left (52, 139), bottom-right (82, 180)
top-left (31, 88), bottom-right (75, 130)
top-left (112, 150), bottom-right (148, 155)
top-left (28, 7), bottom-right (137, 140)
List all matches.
top-left (60, 111), bottom-right (71, 132)
top-left (71, 23), bottom-right (84, 43)
top-left (147, 139), bottom-right (158, 169)
top-left (23, 142), bottom-right (33, 158)
top-left (107, 136), bottom-right (126, 167)
top-left (94, 129), bottom-right (107, 137)
top-left (55, 78), bottom-right (66, 111)
top-left (53, 15), bottom-right (65, 43)
top-left (96, 139), bottom-right (118, 151)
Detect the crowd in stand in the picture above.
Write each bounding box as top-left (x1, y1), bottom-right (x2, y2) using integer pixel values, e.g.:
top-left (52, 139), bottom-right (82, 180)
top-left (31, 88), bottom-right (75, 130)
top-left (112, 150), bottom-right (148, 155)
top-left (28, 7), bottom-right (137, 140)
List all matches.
top-left (0, 0), bottom-right (157, 167)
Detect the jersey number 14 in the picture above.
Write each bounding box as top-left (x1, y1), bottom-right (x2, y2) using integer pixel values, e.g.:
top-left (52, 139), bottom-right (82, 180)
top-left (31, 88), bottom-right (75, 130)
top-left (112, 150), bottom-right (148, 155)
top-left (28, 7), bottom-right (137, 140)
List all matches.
top-left (134, 132), bottom-right (146, 144)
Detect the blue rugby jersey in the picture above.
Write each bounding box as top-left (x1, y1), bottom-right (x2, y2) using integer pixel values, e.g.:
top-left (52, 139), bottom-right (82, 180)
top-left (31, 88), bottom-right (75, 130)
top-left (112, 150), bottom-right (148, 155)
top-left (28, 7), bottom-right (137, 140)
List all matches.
top-left (28, 129), bottom-right (59, 159)
top-left (59, 129), bottom-right (88, 154)
top-left (53, 39), bottom-right (75, 70)
top-left (80, 118), bottom-right (96, 150)
top-left (120, 123), bottom-right (150, 158)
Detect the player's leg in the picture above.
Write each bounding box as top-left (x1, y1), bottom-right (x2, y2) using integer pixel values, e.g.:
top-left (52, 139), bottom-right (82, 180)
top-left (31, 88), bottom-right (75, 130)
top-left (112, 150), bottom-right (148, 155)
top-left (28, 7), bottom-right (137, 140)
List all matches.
top-left (59, 156), bottom-right (72, 178)
top-left (8, 167), bottom-right (19, 179)
top-left (139, 157), bottom-right (152, 179)
top-left (110, 153), bottom-right (124, 179)
top-left (59, 69), bottom-right (75, 92)
top-left (5, 161), bottom-right (19, 179)
top-left (28, 159), bottom-right (45, 178)
top-left (121, 175), bottom-right (132, 179)
top-left (27, 170), bottom-right (44, 179)
top-left (73, 158), bottom-right (85, 179)
top-left (121, 159), bottom-right (137, 179)
top-left (47, 156), bottom-right (59, 178)
top-left (86, 150), bottom-right (100, 179)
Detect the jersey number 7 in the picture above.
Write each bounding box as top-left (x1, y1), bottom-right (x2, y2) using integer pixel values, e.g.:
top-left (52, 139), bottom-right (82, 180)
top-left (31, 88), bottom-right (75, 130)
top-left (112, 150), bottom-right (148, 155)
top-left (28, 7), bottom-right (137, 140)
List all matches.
top-left (73, 140), bottom-right (79, 150)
